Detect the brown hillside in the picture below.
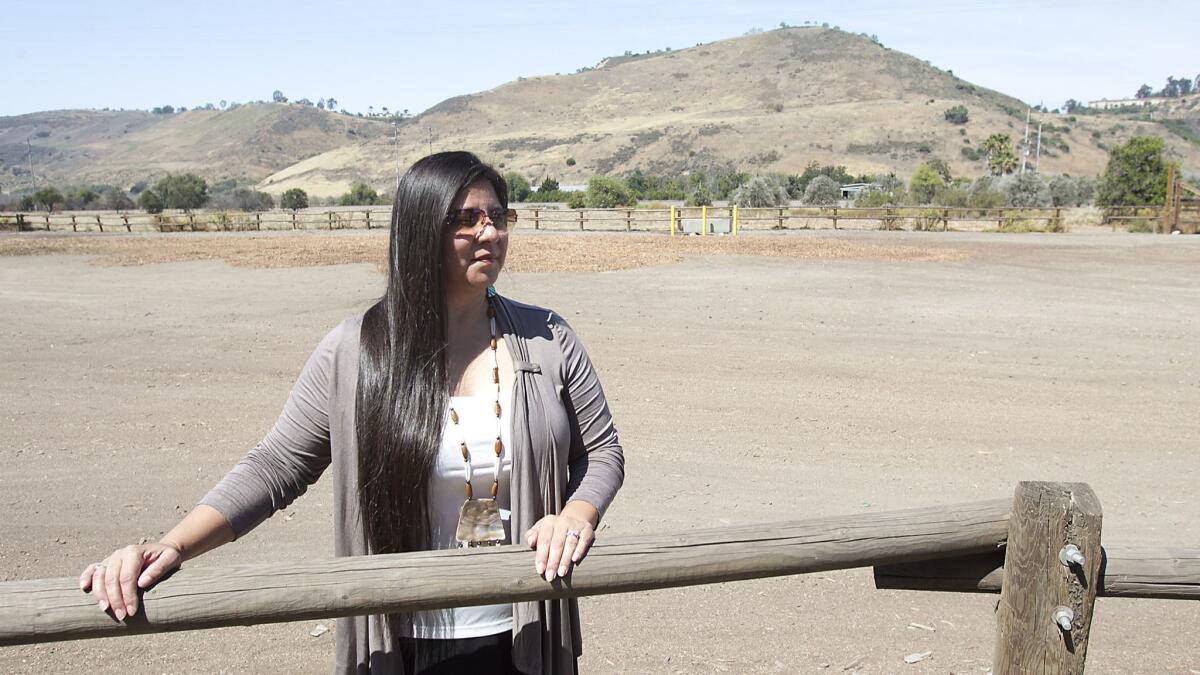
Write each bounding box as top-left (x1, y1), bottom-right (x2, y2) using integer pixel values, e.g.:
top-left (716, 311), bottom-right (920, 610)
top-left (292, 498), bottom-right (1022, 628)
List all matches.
top-left (0, 104), bottom-right (392, 191)
top-left (259, 27), bottom-right (1200, 197)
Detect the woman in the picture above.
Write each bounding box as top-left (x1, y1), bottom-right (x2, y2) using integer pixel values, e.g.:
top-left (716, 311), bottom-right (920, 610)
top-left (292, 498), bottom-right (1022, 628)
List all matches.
top-left (79, 151), bottom-right (625, 674)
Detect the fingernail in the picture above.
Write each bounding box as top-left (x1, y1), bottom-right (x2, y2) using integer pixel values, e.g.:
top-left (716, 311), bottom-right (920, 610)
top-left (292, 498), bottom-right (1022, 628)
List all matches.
top-left (114, 608), bottom-right (125, 621)
top-left (535, 561), bottom-right (544, 575)
top-left (127, 604), bottom-right (137, 617)
top-left (558, 566), bottom-right (567, 576)
top-left (98, 600), bottom-right (108, 612)
top-left (137, 576), bottom-right (147, 588)
top-left (545, 569), bottom-right (555, 582)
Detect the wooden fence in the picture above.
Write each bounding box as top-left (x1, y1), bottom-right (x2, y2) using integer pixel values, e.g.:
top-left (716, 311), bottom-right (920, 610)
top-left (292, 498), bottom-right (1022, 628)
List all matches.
top-left (1, 205), bottom-right (1192, 235)
top-left (1, 481), bottom-right (1196, 673)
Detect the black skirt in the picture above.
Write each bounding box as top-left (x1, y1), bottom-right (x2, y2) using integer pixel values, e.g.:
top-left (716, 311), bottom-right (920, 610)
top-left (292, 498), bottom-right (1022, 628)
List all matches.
top-left (396, 630), bottom-right (523, 675)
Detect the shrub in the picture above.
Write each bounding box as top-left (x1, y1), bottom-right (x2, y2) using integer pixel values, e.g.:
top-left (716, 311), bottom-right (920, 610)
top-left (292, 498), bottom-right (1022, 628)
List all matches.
top-left (565, 157), bottom-right (576, 166)
top-left (280, 188), bottom-right (309, 210)
top-left (138, 188), bottom-right (165, 213)
top-left (566, 193), bottom-right (586, 209)
top-left (732, 175), bottom-right (790, 207)
top-left (909, 163), bottom-right (946, 204)
top-left (968, 177), bottom-right (1004, 208)
top-left (1048, 174), bottom-right (1078, 207)
top-left (503, 172), bottom-right (532, 202)
top-left (102, 188), bottom-right (135, 211)
top-left (339, 181), bottom-right (380, 206)
top-left (1097, 136), bottom-right (1169, 206)
top-left (944, 105), bottom-right (969, 124)
top-left (32, 187), bottom-right (64, 211)
top-left (1000, 173), bottom-right (1051, 207)
top-left (803, 175), bottom-right (841, 205)
top-left (585, 175), bottom-right (636, 208)
top-left (685, 184), bottom-right (712, 207)
top-left (212, 188), bottom-right (274, 211)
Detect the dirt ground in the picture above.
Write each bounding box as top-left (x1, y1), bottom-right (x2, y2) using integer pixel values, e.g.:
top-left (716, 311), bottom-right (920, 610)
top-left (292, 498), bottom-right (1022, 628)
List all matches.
top-left (1, 230), bottom-right (1198, 674)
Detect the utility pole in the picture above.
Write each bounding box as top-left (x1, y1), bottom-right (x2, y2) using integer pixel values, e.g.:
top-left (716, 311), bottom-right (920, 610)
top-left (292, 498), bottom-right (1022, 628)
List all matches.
top-left (27, 138), bottom-right (37, 187)
top-left (1034, 122), bottom-right (1043, 173)
top-left (1020, 108), bottom-right (1031, 174)
top-left (393, 121), bottom-right (400, 191)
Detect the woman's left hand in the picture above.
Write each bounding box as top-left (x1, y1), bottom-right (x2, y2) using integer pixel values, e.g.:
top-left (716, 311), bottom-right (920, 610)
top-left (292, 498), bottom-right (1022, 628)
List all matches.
top-left (524, 500), bottom-right (599, 581)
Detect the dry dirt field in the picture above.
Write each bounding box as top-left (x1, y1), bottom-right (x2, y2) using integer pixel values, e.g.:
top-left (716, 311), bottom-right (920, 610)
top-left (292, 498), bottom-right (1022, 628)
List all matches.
top-left (1, 230), bottom-right (1198, 674)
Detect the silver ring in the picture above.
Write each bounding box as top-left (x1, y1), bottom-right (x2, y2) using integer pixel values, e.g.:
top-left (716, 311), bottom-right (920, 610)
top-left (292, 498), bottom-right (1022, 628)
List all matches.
top-left (93, 562), bottom-right (107, 570)
top-left (565, 530), bottom-right (580, 539)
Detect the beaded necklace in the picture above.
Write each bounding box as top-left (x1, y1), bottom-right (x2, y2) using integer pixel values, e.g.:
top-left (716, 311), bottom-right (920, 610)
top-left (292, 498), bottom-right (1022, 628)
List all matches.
top-left (450, 288), bottom-right (506, 547)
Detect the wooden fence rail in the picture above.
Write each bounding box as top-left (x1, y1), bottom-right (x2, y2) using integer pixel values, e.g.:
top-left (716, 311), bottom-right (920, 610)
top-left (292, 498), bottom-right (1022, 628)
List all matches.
top-left (1, 498), bottom-right (1011, 646)
top-left (2, 205), bottom-right (1190, 235)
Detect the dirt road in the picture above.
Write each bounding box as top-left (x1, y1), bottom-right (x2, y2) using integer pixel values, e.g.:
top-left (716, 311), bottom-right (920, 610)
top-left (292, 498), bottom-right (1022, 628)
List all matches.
top-left (1, 230), bottom-right (1197, 673)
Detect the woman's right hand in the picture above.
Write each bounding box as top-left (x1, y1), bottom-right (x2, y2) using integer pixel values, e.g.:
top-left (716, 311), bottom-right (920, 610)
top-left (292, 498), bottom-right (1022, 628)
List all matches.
top-left (79, 542), bottom-right (183, 621)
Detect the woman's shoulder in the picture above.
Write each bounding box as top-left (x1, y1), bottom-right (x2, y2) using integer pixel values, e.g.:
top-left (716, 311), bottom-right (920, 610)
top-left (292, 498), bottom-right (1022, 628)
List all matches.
top-left (496, 295), bottom-right (573, 334)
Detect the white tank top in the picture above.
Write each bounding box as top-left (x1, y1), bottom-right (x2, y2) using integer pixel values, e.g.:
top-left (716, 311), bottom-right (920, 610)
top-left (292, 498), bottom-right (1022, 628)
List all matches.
top-left (403, 393), bottom-right (514, 639)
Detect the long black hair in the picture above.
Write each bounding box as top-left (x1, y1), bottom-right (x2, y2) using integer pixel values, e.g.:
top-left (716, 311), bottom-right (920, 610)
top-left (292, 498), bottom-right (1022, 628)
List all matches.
top-left (355, 151), bottom-right (507, 634)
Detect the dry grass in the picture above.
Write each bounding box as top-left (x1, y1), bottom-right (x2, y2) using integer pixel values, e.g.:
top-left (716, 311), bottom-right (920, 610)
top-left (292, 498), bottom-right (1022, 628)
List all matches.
top-left (0, 231), bottom-right (967, 273)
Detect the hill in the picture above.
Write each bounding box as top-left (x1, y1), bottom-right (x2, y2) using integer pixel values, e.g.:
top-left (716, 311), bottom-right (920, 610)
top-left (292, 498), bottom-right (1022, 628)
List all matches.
top-left (0, 104), bottom-right (392, 192)
top-left (258, 27), bottom-right (1200, 197)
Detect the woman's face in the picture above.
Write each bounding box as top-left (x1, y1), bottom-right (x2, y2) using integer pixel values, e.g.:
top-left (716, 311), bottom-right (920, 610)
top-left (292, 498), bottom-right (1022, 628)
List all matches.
top-left (442, 179), bottom-right (509, 297)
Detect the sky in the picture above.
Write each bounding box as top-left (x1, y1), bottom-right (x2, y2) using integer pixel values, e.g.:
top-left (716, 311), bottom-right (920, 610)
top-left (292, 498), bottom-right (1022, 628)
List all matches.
top-left (2, 0), bottom-right (1196, 118)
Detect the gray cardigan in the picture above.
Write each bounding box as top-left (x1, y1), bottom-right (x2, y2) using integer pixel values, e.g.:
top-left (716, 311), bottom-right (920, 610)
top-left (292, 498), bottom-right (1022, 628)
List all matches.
top-left (198, 294), bottom-right (626, 674)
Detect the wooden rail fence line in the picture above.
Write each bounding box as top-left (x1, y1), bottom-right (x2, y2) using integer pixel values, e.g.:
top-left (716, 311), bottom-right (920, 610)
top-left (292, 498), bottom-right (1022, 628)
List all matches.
top-left (3, 205), bottom-right (1192, 235)
top-left (1, 482), bottom-right (1196, 673)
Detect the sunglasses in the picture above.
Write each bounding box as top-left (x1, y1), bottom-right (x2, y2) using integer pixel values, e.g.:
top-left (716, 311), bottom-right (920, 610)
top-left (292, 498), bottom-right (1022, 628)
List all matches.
top-left (444, 207), bottom-right (517, 233)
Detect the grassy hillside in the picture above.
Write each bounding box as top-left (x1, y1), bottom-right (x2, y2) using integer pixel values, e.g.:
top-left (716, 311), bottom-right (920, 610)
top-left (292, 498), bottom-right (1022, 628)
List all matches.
top-left (259, 27), bottom-right (1200, 197)
top-left (0, 104), bottom-right (392, 192)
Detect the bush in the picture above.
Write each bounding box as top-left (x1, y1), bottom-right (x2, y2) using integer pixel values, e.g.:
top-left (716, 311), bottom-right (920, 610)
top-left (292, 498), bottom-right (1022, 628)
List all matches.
top-left (565, 157), bottom-right (576, 166)
top-left (1048, 174), bottom-right (1078, 207)
top-left (102, 188), bottom-right (135, 211)
top-left (151, 174), bottom-right (209, 211)
top-left (537, 177), bottom-right (559, 193)
top-left (584, 175), bottom-right (636, 208)
top-left (685, 184), bottom-right (712, 207)
top-left (803, 175), bottom-right (841, 205)
top-left (503, 172), bottom-right (532, 202)
top-left (944, 105), bottom-right (969, 124)
top-left (566, 193), bottom-right (586, 209)
top-left (339, 181), bottom-right (380, 206)
top-left (212, 188), bottom-right (274, 211)
top-left (1000, 173), bottom-right (1051, 207)
top-left (138, 188), bottom-right (164, 213)
top-left (732, 175), bottom-right (790, 207)
top-left (32, 188), bottom-right (64, 211)
top-left (968, 177), bottom-right (1004, 208)
top-left (909, 163), bottom-right (946, 204)
top-left (854, 173), bottom-right (907, 207)
top-left (1097, 136), bottom-right (1169, 206)
top-left (280, 188), bottom-right (309, 210)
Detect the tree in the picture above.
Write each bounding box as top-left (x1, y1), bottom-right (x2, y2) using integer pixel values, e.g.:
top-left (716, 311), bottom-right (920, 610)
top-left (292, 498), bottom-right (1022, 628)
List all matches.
top-left (537, 177), bottom-right (560, 193)
top-left (731, 175), bottom-right (789, 207)
top-left (1097, 136), bottom-right (1170, 206)
top-left (981, 133), bottom-right (1018, 175)
top-left (503, 172), bottom-right (532, 202)
top-left (943, 105), bottom-right (969, 124)
top-left (584, 176), bottom-right (636, 208)
top-left (566, 193), bottom-right (586, 209)
top-left (281, 188), bottom-right (309, 210)
top-left (339, 181), bottom-right (380, 206)
top-left (803, 175), bottom-right (841, 205)
top-left (326, 97), bottom-right (338, 110)
top-left (565, 157), bottom-right (576, 166)
top-left (153, 174), bottom-right (209, 210)
top-left (1063, 99), bottom-right (1082, 113)
top-left (32, 187), bottom-right (64, 211)
top-left (272, 90), bottom-right (287, 103)
top-left (909, 163), bottom-right (946, 204)
top-left (968, 177), bottom-right (1004, 208)
top-left (1136, 84), bottom-right (1153, 99)
top-left (317, 99), bottom-right (326, 110)
top-left (102, 188), bottom-right (135, 211)
top-left (219, 100), bottom-right (228, 109)
top-left (138, 188), bottom-right (164, 213)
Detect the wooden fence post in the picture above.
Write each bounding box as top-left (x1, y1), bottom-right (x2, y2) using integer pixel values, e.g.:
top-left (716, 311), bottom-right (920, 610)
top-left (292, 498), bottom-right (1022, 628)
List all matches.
top-left (831, 207), bottom-right (838, 230)
top-left (625, 209), bottom-right (632, 232)
top-left (291, 211), bottom-right (297, 230)
top-left (188, 213), bottom-right (196, 231)
top-left (95, 215), bottom-right (103, 233)
top-left (942, 207), bottom-right (950, 232)
top-left (70, 215), bottom-right (77, 232)
top-left (328, 211), bottom-right (334, 230)
top-left (122, 215), bottom-right (130, 232)
top-left (1162, 164), bottom-right (1176, 234)
top-left (364, 210), bottom-right (371, 230)
top-left (578, 209), bottom-right (584, 231)
top-left (777, 207), bottom-right (784, 229)
top-left (993, 481), bottom-right (1102, 674)
top-left (255, 212), bottom-right (262, 231)
top-left (45, 214), bottom-right (51, 231)
top-left (533, 208), bottom-right (540, 230)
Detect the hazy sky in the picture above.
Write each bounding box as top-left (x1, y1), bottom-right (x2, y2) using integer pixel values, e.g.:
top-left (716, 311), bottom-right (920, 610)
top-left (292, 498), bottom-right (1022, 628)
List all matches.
top-left (2, 0), bottom-right (1195, 117)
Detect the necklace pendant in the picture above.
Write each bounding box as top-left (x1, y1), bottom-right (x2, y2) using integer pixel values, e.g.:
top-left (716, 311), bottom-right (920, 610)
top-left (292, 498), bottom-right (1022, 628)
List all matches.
top-left (455, 498), bottom-right (506, 548)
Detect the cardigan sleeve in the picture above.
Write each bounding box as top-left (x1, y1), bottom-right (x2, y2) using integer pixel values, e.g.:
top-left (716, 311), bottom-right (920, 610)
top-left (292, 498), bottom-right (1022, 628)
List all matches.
top-left (197, 320), bottom-right (346, 538)
top-left (549, 313), bottom-right (625, 520)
